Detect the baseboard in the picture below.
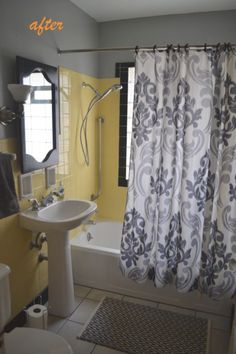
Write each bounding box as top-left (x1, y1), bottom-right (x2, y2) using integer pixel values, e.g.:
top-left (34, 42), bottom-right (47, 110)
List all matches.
top-left (75, 279), bottom-right (233, 317)
top-left (4, 287), bottom-right (48, 333)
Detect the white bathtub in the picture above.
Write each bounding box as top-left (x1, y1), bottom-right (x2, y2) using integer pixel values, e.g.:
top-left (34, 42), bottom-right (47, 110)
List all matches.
top-left (71, 221), bottom-right (232, 316)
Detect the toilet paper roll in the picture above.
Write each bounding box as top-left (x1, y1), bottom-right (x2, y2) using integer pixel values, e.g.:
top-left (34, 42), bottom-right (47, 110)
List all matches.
top-left (26, 304), bottom-right (48, 329)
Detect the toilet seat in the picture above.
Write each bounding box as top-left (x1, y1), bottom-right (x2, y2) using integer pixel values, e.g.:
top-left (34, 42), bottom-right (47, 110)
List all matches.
top-left (4, 327), bottom-right (73, 354)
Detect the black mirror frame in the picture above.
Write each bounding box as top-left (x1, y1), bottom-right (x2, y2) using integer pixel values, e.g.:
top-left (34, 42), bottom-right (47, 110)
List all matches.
top-left (16, 56), bottom-right (59, 173)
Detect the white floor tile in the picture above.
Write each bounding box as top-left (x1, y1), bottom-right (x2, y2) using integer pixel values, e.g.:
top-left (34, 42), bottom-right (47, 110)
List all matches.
top-left (123, 296), bottom-right (157, 308)
top-left (159, 303), bottom-right (195, 317)
top-left (210, 329), bottom-right (230, 354)
top-left (92, 345), bottom-right (127, 354)
top-left (46, 285), bottom-right (232, 354)
top-left (196, 312), bottom-right (232, 331)
top-left (87, 289), bottom-right (123, 301)
top-left (74, 296), bottom-right (83, 307)
top-left (74, 284), bottom-right (91, 298)
top-left (69, 299), bottom-right (100, 324)
top-left (47, 315), bottom-right (67, 333)
top-left (58, 320), bottom-right (95, 354)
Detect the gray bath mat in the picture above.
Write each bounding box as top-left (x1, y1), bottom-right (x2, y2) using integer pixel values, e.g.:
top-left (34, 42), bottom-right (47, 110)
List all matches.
top-left (78, 297), bottom-right (210, 354)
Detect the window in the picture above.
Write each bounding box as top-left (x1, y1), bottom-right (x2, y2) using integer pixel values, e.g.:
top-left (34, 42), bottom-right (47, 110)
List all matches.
top-left (116, 62), bottom-right (135, 187)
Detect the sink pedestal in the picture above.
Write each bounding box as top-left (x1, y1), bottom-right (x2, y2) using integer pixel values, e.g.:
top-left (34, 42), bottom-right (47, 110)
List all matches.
top-left (47, 230), bottom-right (75, 317)
top-left (19, 199), bottom-right (97, 318)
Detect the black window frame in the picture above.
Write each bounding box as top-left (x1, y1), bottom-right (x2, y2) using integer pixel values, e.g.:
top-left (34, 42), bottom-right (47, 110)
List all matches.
top-left (116, 62), bottom-right (135, 187)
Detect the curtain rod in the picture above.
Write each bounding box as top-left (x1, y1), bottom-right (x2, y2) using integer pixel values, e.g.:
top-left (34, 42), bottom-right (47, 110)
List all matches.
top-left (57, 43), bottom-right (236, 54)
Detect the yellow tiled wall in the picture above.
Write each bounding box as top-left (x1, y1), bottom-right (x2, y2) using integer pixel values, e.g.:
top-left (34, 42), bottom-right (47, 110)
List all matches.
top-left (0, 138), bottom-right (47, 316)
top-left (58, 67), bottom-right (98, 202)
top-left (0, 67), bottom-right (127, 318)
top-left (96, 78), bottom-right (127, 221)
top-left (0, 67), bottom-right (101, 317)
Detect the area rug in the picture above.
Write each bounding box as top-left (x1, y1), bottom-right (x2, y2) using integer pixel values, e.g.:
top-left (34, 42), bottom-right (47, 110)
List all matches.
top-left (78, 297), bottom-right (210, 354)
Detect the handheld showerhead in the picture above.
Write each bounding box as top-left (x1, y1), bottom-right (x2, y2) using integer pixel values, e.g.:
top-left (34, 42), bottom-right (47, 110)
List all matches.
top-left (111, 84), bottom-right (123, 91)
top-left (93, 84), bottom-right (123, 105)
top-left (82, 82), bottom-right (122, 104)
top-left (81, 82), bottom-right (100, 96)
top-left (80, 82), bottom-right (123, 165)
top-left (82, 83), bottom-right (123, 115)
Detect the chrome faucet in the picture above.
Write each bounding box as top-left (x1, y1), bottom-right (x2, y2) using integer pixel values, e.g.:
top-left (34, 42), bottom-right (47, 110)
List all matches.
top-left (41, 192), bottom-right (54, 207)
top-left (84, 220), bottom-right (96, 225)
top-left (87, 232), bottom-right (93, 241)
top-left (52, 183), bottom-right (65, 199)
top-left (29, 198), bottom-right (40, 211)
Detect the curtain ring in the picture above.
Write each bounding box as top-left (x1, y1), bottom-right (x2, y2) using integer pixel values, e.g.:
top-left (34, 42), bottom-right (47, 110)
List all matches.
top-left (153, 45), bottom-right (157, 53)
top-left (216, 42), bottom-right (221, 51)
top-left (185, 43), bottom-right (189, 53)
top-left (177, 44), bottom-right (181, 53)
top-left (227, 42), bottom-right (232, 52)
top-left (224, 42), bottom-right (227, 51)
top-left (135, 46), bottom-right (139, 54)
top-left (204, 43), bottom-right (207, 52)
top-left (167, 44), bottom-right (173, 55)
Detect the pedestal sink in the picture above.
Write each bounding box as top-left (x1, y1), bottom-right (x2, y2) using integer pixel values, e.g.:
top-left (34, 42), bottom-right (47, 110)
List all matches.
top-left (19, 199), bottom-right (97, 317)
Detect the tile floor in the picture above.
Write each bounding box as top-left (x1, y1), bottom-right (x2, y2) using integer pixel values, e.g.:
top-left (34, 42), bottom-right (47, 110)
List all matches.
top-left (47, 284), bottom-right (231, 354)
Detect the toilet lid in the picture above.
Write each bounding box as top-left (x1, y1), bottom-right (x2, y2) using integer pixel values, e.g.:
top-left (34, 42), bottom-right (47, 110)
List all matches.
top-left (4, 327), bottom-right (73, 354)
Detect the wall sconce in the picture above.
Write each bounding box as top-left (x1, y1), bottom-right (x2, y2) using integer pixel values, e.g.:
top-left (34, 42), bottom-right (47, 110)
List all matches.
top-left (0, 84), bottom-right (32, 126)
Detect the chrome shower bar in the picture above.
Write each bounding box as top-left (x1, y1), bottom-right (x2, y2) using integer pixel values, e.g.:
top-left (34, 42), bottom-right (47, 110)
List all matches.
top-left (57, 43), bottom-right (236, 54)
top-left (58, 47), bottom-right (135, 54)
top-left (91, 117), bottom-right (104, 202)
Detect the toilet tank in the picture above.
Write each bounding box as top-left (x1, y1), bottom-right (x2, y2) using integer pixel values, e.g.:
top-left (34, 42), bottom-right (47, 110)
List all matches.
top-left (0, 264), bottom-right (11, 332)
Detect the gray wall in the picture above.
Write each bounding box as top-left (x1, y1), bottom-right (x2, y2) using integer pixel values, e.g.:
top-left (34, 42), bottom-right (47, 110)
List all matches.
top-left (0, 0), bottom-right (99, 138)
top-left (98, 11), bottom-right (236, 78)
top-left (1, 5), bottom-right (236, 137)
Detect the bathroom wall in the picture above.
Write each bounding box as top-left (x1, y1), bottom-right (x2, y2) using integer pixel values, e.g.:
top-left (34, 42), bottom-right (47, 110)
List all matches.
top-left (96, 78), bottom-right (127, 221)
top-left (0, 0), bottom-right (99, 317)
top-left (0, 68), bottom-right (123, 318)
top-left (0, 0), bottom-right (99, 139)
top-left (59, 67), bottom-right (98, 202)
top-left (98, 10), bottom-right (236, 77)
top-left (0, 67), bottom-right (99, 317)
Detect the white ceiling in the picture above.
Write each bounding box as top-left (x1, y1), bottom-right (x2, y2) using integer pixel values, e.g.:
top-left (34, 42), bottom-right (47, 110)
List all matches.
top-left (70, 0), bottom-right (236, 22)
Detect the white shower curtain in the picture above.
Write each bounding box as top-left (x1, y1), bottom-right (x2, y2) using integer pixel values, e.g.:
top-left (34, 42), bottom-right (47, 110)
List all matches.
top-left (120, 47), bottom-right (236, 299)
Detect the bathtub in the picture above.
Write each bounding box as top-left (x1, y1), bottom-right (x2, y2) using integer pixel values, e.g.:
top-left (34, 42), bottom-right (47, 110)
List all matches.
top-left (70, 221), bottom-right (232, 316)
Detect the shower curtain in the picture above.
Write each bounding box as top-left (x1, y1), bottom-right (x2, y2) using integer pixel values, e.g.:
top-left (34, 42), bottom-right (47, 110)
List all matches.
top-left (120, 46), bottom-right (236, 299)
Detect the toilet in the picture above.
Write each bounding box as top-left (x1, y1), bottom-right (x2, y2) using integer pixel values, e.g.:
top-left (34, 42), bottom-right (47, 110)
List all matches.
top-left (0, 264), bottom-right (73, 354)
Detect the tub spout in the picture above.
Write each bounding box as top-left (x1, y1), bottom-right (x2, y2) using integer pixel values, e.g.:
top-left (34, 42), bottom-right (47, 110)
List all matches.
top-left (38, 253), bottom-right (48, 263)
top-left (87, 232), bottom-right (93, 242)
top-left (84, 220), bottom-right (96, 225)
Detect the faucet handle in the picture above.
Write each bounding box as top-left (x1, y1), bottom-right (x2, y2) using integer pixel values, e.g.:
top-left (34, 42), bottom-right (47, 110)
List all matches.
top-left (58, 181), bottom-right (64, 194)
top-left (53, 182), bottom-right (65, 199)
top-left (29, 198), bottom-right (40, 211)
top-left (41, 192), bottom-right (54, 206)
top-left (48, 192), bottom-right (54, 202)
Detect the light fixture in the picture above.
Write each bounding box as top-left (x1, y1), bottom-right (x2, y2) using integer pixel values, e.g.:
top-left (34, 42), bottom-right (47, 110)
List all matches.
top-left (0, 84), bottom-right (32, 126)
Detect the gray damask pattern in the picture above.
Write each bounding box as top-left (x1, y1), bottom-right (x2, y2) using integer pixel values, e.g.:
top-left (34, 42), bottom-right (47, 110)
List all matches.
top-left (120, 47), bottom-right (236, 299)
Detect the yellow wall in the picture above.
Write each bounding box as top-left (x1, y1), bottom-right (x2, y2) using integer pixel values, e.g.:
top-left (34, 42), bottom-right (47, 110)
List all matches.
top-left (96, 78), bottom-right (127, 221)
top-left (0, 67), bottom-right (99, 317)
top-left (0, 138), bottom-right (48, 317)
top-left (0, 68), bottom-right (126, 318)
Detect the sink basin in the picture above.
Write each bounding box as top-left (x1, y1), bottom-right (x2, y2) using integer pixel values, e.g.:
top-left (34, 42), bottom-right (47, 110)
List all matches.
top-left (19, 198), bottom-right (97, 318)
top-left (19, 199), bottom-right (97, 232)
